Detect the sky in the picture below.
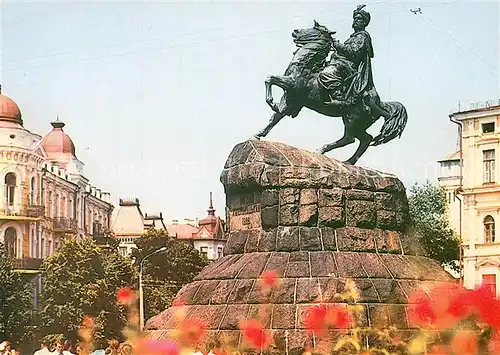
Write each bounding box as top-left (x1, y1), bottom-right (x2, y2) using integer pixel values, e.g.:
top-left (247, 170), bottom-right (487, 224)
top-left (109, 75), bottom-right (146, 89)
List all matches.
top-left (0, 0), bottom-right (499, 221)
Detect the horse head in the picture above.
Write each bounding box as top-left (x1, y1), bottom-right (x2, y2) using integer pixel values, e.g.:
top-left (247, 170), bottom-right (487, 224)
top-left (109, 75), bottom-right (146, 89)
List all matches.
top-left (292, 20), bottom-right (335, 49)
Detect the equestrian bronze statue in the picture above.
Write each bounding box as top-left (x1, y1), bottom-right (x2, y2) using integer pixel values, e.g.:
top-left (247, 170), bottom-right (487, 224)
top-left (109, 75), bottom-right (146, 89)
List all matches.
top-left (253, 5), bottom-right (408, 165)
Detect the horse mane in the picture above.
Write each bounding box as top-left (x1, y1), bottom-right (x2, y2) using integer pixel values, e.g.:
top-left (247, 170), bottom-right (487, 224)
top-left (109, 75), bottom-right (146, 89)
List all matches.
top-left (289, 42), bottom-right (330, 73)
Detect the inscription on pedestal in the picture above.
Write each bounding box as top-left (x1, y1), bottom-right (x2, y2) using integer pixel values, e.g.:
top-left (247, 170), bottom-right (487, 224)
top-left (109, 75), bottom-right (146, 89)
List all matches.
top-left (228, 191), bottom-right (262, 230)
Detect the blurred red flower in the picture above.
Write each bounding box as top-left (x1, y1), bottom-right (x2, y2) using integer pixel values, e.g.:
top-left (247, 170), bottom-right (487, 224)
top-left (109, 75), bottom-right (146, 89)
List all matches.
top-left (469, 284), bottom-right (500, 329)
top-left (134, 339), bottom-right (180, 355)
top-left (240, 319), bottom-right (271, 349)
top-left (488, 331), bottom-right (500, 354)
top-left (81, 316), bottom-right (94, 328)
top-left (178, 318), bottom-right (206, 345)
top-left (304, 304), bottom-right (351, 337)
top-left (428, 345), bottom-right (449, 355)
top-left (261, 271), bottom-right (278, 288)
top-left (117, 287), bottom-right (134, 305)
top-left (450, 331), bottom-right (477, 355)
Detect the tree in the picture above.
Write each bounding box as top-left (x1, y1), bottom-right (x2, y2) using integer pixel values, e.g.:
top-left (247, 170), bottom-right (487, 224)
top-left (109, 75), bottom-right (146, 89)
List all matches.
top-left (0, 244), bottom-right (34, 346)
top-left (132, 229), bottom-right (209, 320)
top-left (408, 182), bottom-right (460, 271)
top-left (39, 237), bottom-right (135, 343)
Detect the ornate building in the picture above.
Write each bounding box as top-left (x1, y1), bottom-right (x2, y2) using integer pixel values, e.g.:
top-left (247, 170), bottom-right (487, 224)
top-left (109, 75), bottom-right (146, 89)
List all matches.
top-left (0, 88), bottom-right (113, 283)
top-left (439, 100), bottom-right (500, 295)
top-left (174, 193), bottom-right (227, 261)
top-left (111, 197), bottom-right (166, 256)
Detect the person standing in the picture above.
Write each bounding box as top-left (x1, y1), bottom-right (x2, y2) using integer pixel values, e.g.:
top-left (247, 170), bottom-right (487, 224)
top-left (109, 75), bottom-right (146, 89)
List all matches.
top-left (33, 341), bottom-right (51, 355)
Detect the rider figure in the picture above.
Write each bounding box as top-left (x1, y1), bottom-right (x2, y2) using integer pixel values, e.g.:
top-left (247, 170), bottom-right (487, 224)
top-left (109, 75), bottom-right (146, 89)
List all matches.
top-left (320, 4), bottom-right (391, 119)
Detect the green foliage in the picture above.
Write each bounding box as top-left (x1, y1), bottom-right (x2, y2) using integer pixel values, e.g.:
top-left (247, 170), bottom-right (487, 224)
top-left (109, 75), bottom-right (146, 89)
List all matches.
top-left (0, 244), bottom-right (34, 346)
top-left (408, 182), bottom-right (460, 271)
top-left (39, 237), bottom-right (135, 343)
top-left (132, 229), bottom-right (209, 320)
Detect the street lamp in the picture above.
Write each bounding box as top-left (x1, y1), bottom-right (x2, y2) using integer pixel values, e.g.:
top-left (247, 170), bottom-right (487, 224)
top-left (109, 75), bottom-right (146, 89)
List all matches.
top-left (139, 246), bottom-right (167, 331)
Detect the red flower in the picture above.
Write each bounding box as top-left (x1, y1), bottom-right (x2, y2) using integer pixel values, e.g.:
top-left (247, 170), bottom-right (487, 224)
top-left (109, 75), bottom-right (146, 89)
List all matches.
top-left (450, 331), bottom-right (477, 355)
top-left (428, 345), bottom-right (449, 355)
top-left (117, 287), bottom-right (134, 305)
top-left (469, 284), bottom-right (500, 329)
top-left (488, 331), bottom-right (500, 354)
top-left (261, 270), bottom-right (278, 288)
top-left (81, 316), bottom-right (94, 328)
top-left (240, 319), bottom-right (271, 349)
top-left (178, 318), bottom-right (206, 345)
top-left (408, 290), bottom-right (436, 327)
top-left (304, 304), bottom-right (351, 337)
top-left (134, 339), bottom-right (180, 355)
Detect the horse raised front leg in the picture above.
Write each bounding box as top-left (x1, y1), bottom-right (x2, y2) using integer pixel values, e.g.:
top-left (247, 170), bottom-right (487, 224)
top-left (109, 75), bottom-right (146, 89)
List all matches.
top-left (265, 75), bottom-right (295, 113)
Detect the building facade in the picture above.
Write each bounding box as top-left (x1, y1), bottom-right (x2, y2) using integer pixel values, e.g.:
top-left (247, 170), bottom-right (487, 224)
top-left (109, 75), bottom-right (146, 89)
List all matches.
top-left (439, 100), bottom-right (500, 295)
top-left (174, 193), bottom-right (227, 261)
top-left (111, 197), bottom-right (166, 256)
top-left (0, 89), bottom-right (113, 287)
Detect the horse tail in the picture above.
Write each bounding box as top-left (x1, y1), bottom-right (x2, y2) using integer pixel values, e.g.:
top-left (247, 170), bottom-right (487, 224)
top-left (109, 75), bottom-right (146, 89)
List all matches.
top-left (370, 101), bottom-right (408, 146)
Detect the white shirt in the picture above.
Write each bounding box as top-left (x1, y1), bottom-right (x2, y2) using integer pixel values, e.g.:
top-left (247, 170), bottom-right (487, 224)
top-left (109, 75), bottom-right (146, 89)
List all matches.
top-left (33, 348), bottom-right (52, 355)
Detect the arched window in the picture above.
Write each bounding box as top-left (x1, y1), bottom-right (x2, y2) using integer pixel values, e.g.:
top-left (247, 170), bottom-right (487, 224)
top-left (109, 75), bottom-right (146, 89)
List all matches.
top-left (484, 215), bottom-right (496, 243)
top-left (30, 177), bottom-right (36, 204)
top-left (5, 173), bottom-right (16, 206)
top-left (4, 227), bottom-right (17, 257)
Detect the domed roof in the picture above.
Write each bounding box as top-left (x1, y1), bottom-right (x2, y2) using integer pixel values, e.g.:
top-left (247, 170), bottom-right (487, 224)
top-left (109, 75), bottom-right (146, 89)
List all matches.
top-left (0, 86), bottom-right (23, 126)
top-left (41, 117), bottom-right (76, 163)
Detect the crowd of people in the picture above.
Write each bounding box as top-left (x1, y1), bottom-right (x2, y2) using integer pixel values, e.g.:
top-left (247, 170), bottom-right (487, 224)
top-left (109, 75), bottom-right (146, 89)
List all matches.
top-left (0, 339), bottom-right (132, 355)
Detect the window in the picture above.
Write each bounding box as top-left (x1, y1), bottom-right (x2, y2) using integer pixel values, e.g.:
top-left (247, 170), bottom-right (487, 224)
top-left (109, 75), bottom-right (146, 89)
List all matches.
top-left (482, 274), bottom-right (496, 296)
top-left (30, 177), bottom-right (36, 204)
top-left (483, 122), bottom-right (495, 133)
top-left (483, 150), bottom-right (495, 183)
top-left (217, 247), bottom-right (224, 259)
top-left (484, 215), bottom-right (496, 243)
top-left (5, 173), bottom-right (16, 206)
top-left (200, 246), bottom-right (208, 258)
top-left (4, 227), bottom-right (17, 257)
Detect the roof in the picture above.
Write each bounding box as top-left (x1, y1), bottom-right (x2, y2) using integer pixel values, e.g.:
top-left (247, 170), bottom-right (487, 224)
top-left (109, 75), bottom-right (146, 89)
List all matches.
top-left (165, 224), bottom-right (198, 239)
top-left (0, 88), bottom-right (23, 127)
top-left (438, 151), bottom-right (461, 163)
top-left (111, 202), bottom-right (145, 236)
top-left (41, 118), bottom-right (76, 165)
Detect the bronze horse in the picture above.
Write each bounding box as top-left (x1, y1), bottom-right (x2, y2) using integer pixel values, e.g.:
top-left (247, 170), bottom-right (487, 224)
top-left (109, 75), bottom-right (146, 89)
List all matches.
top-left (253, 21), bottom-right (408, 165)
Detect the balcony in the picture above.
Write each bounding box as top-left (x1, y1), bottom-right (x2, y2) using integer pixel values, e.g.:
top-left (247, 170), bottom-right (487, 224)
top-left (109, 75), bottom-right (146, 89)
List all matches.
top-left (12, 257), bottom-right (43, 271)
top-left (27, 204), bottom-right (45, 218)
top-left (53, 217), bottom-right (77, 233)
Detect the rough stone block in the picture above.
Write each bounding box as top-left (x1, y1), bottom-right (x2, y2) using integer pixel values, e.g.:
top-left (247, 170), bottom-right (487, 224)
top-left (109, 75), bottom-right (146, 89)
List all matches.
top-left (224, 231), bottom-right (248, 254)
top-left (258, 229), bottom-right (277, 252)
top-left (261, 205), bottom-right (279, 229)
top-left (299, 227), bottom-right (321, 251)
top-left (318, 278), bottom-right (344, 302)
top-left (244, 230), bottom-right (260, 252)
top-left (375, 230), bottom-right (401, 253)
top-left (346, 200), bottom-right (376, 228)
top-left (296, 278), bottom-right (321, 303)
top-left (227, 279), bottom-right (254, 304)
top-left (279, 188), bottom-right (299, 205)
top-left (318, 188), bottom-right (344, 207)
top-left (299, 204), bottom-right (318, 226)
top-left (219, 305), bottom-right (250, 329)
top-left (247, 304), bottom-right (273, 328)
top-left (263, 252), bottom-right (289, 277)
top-left (210, 280), bottom-right (236, 304)
top-left (357, 253), bottom-right (392, 278)
top-left (310, 252), bottom-right (337, 277)
top-left (191, 280), bottom-right (221, 305)
top-left (336, 227), bottom-right (376, 252)
top-left (318, 206), bottom-right (344, 227)
top-left (368, 304), bottom-right (391, 328)
top-left (351, 279), bottom-right (379, 302)
top-left (372, 279), bottom-right (407, 303)
top-left (285, 251), bottom-right (310, 278)
top-left (261, 189), bottom-right (279, 208)
top-left (376, 210), bottom-right (396, 230)
top-left (260, 166), bottom-right (280, 187)
top-left (270, 278), bottom-right (296, 304)
top-left (279, 204), bottom-right (299, 225)
top-left (334, 253), bottom-right (368, 278)
top-left (300, 189), bottom-right (318, 205)
top-left (276, 226), bottom-right (299, 252)
top-left (271, 304), bottom-right (296, 328)
top-left (321, 227), bottom-right (337, 250)
top-left (237, 252), bottom-right (271, 279)
top-left (346, 189), bottom-right (375, 201)
top-left (375, 192), bottom-right (396, 210)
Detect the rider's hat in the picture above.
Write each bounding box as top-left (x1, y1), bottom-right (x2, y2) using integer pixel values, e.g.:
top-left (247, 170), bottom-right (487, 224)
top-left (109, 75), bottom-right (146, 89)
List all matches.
top-left (353, 4), bottom-right (371, 25)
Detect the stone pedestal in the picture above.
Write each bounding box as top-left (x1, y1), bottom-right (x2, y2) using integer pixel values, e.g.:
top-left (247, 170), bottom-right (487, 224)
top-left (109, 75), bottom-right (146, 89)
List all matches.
top-left (145, 140), bottom-right (455, 353)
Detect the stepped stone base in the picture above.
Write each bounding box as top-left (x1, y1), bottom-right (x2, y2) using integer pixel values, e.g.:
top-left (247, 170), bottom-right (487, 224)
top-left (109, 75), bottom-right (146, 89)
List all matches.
top-left (145, 141), bottom-right (455, 354)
